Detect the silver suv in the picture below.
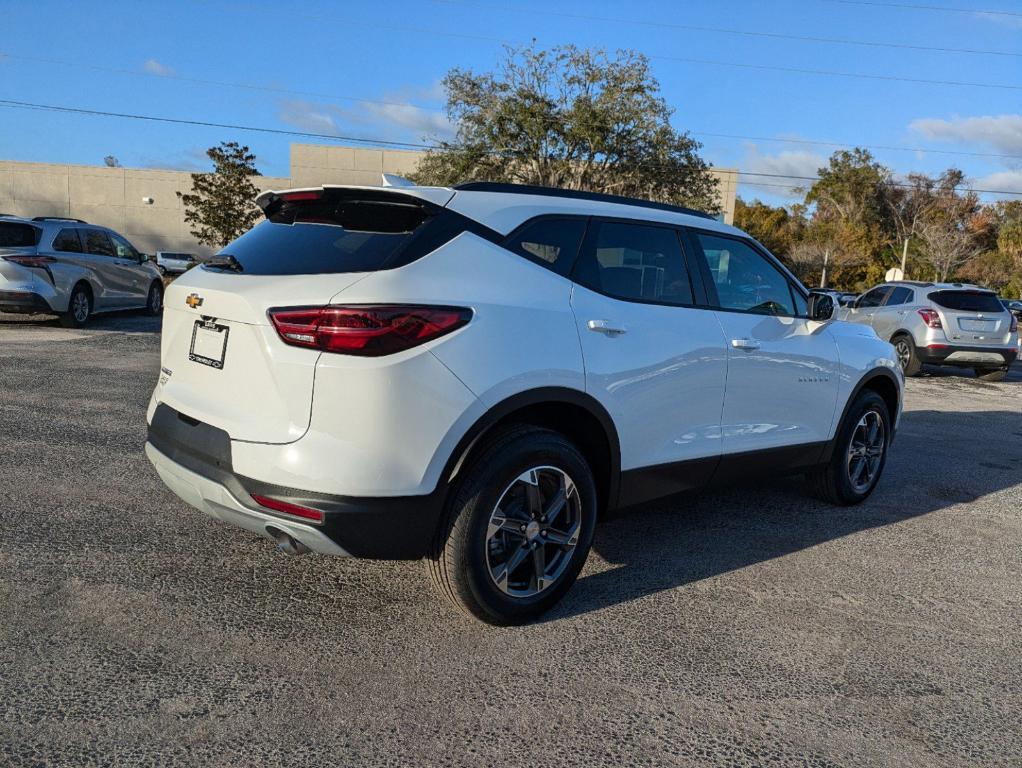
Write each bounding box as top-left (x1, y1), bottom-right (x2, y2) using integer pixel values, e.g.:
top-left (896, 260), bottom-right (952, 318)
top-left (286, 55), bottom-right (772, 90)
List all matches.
top-left (842, 281), bottom-right (1019, 381)
top-left (0, 216), bottom-right (164, 327)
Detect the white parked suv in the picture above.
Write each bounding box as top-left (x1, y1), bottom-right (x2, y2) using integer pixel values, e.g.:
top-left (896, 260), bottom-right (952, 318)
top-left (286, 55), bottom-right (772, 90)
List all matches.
top-left (145, 181), bottom-right (903, 624)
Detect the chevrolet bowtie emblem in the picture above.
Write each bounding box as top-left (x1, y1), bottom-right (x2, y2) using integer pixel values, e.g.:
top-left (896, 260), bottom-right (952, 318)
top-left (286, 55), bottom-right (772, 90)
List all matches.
top-left (185, 293), bottom-right (204, 309)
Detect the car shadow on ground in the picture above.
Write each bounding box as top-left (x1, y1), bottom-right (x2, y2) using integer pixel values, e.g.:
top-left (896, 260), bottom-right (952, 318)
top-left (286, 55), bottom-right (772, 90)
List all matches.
top-left (0, 311), bottom-right (162, 333)
top-left (551, 408), bottom-right (1022, 621)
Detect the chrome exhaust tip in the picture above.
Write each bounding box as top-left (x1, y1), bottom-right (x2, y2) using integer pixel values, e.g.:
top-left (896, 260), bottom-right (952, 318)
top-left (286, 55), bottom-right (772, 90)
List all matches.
top-left (266, 526), bottom-right (310, 556)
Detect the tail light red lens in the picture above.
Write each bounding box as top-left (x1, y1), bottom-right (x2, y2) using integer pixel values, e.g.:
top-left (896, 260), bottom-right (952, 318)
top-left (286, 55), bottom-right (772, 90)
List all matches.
top-left (1010, 314), bottom-right (1018, 334)
top-left (3, 255), bottom-right (57, 268)
top-left (268, 305), bottom-right (472, 356)
top-left (251, 494), bottom-right (324, 523)
top-left (917, 308), bottom-right (942, 329)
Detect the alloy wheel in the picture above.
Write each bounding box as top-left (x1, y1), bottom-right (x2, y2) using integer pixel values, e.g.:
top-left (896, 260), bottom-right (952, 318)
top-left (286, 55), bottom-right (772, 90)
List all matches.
top-left (894, 339), bottom-right (911, 371)
top-left (73, 292), bottom-right (89, 323)
top-left (846, 409), bottom-right (885, 493)
top-left (485, 466), bottom-right (582, 598)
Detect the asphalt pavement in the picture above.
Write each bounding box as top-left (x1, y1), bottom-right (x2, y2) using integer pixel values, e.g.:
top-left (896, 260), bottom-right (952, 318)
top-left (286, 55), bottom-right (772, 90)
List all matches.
top-left (1, 311), bottom-right (1020, 767)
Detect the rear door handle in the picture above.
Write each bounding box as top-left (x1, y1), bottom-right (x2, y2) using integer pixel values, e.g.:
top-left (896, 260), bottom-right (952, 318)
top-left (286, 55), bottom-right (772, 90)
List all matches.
top-left (731, 338), bottom-right (760, 351)
top-left (587, 319), bottom-right (627, 336)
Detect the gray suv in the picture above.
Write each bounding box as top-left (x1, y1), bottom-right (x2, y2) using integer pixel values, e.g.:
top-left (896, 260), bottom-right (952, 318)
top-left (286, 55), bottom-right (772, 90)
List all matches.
top-left (842, 281), bottom-right (1019, 381)
top-left (0, 216), bottom-right (164, 327)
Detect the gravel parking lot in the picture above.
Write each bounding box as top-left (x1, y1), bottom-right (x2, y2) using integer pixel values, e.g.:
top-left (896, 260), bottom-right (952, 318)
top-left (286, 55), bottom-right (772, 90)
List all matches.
top-left (2, 312), bottom-right (1020, 767)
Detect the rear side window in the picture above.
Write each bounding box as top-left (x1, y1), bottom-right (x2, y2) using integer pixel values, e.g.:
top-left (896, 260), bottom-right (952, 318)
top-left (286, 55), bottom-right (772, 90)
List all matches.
top-left (573, 221), bottom-right (694, 305)
top-left (0, 222), bottom-right (41, 247)
top-left (884, 286), bottom-right (913, 306)
top-left (85, 229), bottom-right (115, 257)
top-left (53, 228), bottom-right (84, 252)
top-left (502, 217), bottom-right (587, 277)
top-left (929, 290), bottom-right (1004, 313)
top-left (214, 190), bottom-right (470, 276)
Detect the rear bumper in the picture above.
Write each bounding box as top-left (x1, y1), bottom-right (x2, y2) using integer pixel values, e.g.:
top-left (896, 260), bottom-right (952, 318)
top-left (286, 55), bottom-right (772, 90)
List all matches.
top-left (0, 290), bottom-right (53, 314)
top-left (146, 403), bottom-right (446, 560)
top-left (918, 344), bottom-right (1017, 367)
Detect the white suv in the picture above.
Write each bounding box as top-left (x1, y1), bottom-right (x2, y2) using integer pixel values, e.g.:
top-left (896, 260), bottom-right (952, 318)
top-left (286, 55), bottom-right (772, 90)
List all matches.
top-left (145, 181), bottom-right (902, 624)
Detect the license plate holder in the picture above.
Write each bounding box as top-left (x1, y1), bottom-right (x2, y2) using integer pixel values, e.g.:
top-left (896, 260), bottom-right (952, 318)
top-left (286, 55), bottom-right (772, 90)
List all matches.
top-left (189, 320), bottom-right (229, 369)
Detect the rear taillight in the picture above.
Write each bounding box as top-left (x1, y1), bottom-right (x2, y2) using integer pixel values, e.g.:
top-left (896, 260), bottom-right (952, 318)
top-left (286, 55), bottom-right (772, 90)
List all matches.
top-left (251, 494), bottom-right (324, 523)
top-left (1010, 314), bottom-right (1018, 334)
top-left (268, 305), bottom-right (472, 356)
top-left (917, 308), bottom-right (942, 329)
top-left (3, 255), bottom-right (56, 268)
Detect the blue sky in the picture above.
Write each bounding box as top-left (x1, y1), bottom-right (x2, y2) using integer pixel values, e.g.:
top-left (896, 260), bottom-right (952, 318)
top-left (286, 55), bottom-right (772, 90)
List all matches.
top-left (2, 0), bottom-right (1021, 205)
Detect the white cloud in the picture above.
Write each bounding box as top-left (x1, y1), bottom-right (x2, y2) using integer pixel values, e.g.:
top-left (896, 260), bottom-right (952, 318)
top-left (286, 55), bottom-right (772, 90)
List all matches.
top-left (974, 168), bottom-right (1022, 194)
top-left (974, 11), bottom-right (1022, 30)
top-left (738, 143), bottom-right (826, 198)
top-left (143, 58), bottom-right (175, 77)
top-left (909, 115), bottom-right (1022, 156)
top-left (278, 84), bottom-right (453, 144)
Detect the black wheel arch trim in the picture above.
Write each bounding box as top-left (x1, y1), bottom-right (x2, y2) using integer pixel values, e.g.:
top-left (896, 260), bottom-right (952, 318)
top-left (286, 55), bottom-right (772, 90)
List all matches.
top-left (821, 367), bottom-right (901, 462)
top-left (440, 386), bottom-right (622, 513)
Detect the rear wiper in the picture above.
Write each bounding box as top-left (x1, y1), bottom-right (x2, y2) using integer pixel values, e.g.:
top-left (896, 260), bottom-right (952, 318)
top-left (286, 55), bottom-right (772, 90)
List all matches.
top-left (204, 254), bottom-right (243, 272)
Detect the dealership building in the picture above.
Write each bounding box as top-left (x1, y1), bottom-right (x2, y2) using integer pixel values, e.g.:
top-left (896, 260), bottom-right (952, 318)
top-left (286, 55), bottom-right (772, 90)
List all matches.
top-left (0, 144), bottom-right (738, 257)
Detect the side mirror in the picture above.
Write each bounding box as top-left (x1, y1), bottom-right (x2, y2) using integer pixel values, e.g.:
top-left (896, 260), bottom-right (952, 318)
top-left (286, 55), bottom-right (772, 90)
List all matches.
top-left (807, 291), bottom-right (836, 321)
top-left (139, 253), bottom-right (150, 263)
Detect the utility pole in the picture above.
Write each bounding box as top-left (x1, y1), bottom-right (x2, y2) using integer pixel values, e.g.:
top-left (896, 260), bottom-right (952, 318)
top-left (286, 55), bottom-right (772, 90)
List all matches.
top-left (820, 250), bottom-right (829, 289)
top-left (900, 237), bottom-right (909, 277)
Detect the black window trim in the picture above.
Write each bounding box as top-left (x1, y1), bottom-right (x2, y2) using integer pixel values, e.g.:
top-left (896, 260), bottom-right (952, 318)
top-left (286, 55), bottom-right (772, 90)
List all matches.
top-left (683, 226), bottom-right (810, 320)
top-left (567, 215), bottom-right (708, 310)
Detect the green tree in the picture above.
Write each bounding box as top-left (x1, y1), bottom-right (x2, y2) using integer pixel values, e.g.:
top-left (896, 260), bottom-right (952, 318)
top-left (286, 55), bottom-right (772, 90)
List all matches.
top-left (412, 44), bottom-right (721, 214)
top-left (804, 149), bottom-right (894, 288)
top-left (178, 142), bottom-right (262, 248)
top-left (733, 197), bottom-right (801, 257)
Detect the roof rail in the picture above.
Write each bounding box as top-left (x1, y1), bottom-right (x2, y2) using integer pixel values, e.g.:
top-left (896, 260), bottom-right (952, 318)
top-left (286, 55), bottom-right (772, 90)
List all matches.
top-left (453, 182), bottom-right (716, 220)
top-left (32, 216), bottom-right (87, 223)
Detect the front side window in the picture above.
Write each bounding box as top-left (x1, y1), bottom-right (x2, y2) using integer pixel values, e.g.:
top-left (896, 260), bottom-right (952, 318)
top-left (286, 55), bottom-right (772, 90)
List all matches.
top-left (85, 229), bottom-right (115, 257)
top-left (502, 217), bottom-right (587, 276)
top-left (884, 286), bottom-right (913, 306)
top-left (574, 221), bottom-right (694, 305)
top-left (694, 233), bottom-right (794, 316)
top-left (109, 232), bottom-right (139, 260)
top-left (53, 228), bottom-right (84, 253)
top-left (856, 287), bottom-right (890, 309)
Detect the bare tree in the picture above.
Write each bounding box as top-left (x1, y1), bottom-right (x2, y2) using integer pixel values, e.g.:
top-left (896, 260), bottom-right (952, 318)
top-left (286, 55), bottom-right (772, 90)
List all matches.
top-left (914, 171), bottom-right (990, 281)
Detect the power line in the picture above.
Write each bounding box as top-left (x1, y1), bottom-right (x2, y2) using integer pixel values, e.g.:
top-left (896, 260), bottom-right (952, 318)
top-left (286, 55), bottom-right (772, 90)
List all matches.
top-left (0, 98), bottom-right (430, 150)
top-left (201, 3), bottom-right (1022, 90)
top-left (5, 53), bottom-right (1022, 162)
top-left (648, 52), bottom-right (1022, 91)
top-left (824, 0), bottom-right (1022, 16)
top-left (432, 0), bottom-right (1022, 58)
top-left (3, 98), bottom-right (1019, 197)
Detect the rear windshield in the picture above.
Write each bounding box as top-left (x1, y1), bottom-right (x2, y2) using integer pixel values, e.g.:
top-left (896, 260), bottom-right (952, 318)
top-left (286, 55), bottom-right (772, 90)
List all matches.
top-left (0, 222), bottom-right (41, 248)
top-left (212, 191), bottom-right (438, 275)
top-left (928, 290), bottom-right (1004, 313)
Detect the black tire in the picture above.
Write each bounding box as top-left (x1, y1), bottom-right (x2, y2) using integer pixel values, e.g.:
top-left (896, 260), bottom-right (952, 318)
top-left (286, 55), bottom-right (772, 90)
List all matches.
top-left (892, 334), bottom-right (921, 377)
top-left (807, 390), bottom-right (891, 506)
top-left (974, 367), bottom-right (1007, 382)
top-left (145, 281), bottom-right (164, 316)
top-left (157, 265), bottom-right (167, 276)
top-left (428, 425), bottom-right (598, 625)
top-left (59, 283), bottom-right (91, 328)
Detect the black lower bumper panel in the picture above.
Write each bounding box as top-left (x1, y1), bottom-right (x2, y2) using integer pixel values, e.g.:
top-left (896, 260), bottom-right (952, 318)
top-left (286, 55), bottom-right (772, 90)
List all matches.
top-left (147, 403), bottom-right (446, 560)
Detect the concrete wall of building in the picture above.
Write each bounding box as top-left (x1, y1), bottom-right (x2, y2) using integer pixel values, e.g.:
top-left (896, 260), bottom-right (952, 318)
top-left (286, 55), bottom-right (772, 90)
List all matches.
top-left (0, 145), bottom-right (739, 257)
top-left (0, 160), bottom-right (287, 257)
